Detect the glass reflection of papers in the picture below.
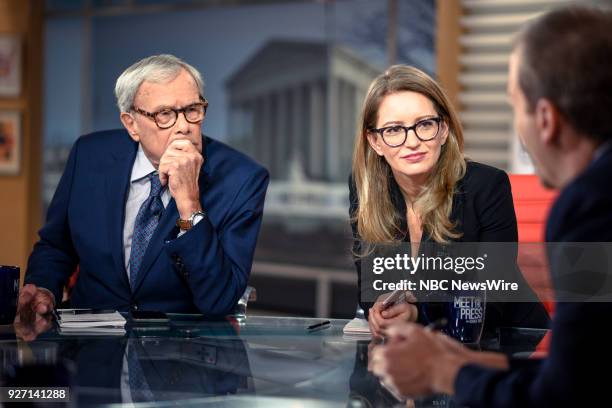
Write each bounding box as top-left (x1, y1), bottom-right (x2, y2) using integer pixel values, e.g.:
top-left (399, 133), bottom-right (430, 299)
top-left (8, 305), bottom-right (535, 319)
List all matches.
top-left (0, 340), bottom-right (60, 370)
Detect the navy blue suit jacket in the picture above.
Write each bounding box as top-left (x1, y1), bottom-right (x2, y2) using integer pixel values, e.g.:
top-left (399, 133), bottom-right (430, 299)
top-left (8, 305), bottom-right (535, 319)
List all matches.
top-left (25, 129), bottom-right (269, 315)
top-left (454, 146), bottom-right (612, 407)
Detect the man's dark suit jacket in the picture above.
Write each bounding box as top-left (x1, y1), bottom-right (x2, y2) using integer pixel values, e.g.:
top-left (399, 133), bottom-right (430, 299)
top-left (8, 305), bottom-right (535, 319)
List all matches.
top-left (25, 129), bottom-right (269, 315)
top-left (350, 160), bottom-right (549, 331)
top-left (454, 147), bottom-right (612, 407)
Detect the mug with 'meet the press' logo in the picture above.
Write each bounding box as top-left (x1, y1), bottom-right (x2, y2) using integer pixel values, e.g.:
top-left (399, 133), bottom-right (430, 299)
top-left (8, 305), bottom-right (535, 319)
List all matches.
top-left (419, 290), bottom-right (486, 344)
top-left (447, 291), bottom-right (486, 344)
top-left (0, 265), bottom-right (20, 324)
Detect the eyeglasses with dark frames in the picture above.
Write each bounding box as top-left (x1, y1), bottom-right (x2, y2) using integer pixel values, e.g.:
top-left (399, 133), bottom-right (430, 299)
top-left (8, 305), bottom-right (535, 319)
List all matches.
top-left (369, 116), bottom-right (443, 147)
top-left (131, 97), bottom-right (209, 129)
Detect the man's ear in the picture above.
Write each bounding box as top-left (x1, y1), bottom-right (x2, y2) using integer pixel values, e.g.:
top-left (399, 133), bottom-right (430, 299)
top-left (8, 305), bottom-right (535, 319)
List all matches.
top-left (120, 112), bottom-right (140, 142)
top-left (535, 98), bottom-right (559, 146)
top-left (367, 132), bottom-right (385, 156)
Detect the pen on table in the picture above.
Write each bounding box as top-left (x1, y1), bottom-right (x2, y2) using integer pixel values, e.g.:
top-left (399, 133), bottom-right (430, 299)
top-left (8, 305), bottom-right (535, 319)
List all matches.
top-left (307, 320), bottom-right (331, 331)
top-left (425, 318), bottom-right (448, 331)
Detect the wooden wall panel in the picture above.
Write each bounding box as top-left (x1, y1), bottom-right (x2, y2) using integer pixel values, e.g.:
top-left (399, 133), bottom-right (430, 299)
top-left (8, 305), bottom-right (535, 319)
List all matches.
top-left (0, 0), bottom-right (43, 281)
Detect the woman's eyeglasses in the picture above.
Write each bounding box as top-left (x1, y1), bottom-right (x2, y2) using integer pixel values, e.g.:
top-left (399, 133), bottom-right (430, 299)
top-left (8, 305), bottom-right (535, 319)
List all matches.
top-left (369, 116), bottom-right (442, 147)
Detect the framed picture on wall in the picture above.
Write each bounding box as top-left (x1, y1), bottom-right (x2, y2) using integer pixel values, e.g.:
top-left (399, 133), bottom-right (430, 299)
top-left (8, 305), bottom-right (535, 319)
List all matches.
top-left (0, 110), bottom-right (21, 175)
top-left (0, 35), bottom-right (21, 97)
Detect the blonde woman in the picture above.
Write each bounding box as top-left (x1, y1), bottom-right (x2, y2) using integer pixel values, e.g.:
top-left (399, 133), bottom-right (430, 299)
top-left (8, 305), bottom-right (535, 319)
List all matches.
top-left (350, 65), bottom-right (548, 337)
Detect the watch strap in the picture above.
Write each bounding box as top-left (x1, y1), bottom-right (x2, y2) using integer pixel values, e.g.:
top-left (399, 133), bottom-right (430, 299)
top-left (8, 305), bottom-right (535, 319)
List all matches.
top-left (176, 211), bottom-right (206, 231)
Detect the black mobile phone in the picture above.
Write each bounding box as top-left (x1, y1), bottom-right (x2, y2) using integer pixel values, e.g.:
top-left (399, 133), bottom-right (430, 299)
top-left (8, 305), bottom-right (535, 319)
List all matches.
top-left (381, 289), bottom-right (407, 310)
top-left (130, 310), bottom-right (169, 322)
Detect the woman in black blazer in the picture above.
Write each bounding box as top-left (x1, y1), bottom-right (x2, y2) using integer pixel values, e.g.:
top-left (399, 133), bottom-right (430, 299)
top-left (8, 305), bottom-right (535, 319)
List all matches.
top-left (349, 65), bottom-right (548, 338)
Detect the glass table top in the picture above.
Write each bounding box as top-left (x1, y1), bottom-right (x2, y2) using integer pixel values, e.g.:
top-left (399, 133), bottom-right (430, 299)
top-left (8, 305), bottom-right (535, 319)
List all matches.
top-left (0, 315), bottom-right (546, 407)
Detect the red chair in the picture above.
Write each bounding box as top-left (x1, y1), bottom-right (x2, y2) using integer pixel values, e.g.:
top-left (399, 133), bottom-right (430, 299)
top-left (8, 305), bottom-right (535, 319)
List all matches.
top-left (509, 174), bottom-right (558, 355)
top-left (63, 266), bottom-right (80, 304)
top-left (509, 174), bottom-right (557, 314)
top-left (510, 175), bottom-right (558, 242)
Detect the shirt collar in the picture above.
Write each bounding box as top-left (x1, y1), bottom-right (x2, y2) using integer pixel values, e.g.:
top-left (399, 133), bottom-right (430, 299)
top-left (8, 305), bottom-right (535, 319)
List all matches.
top-left (130, 144), bottom-right (157, 183)
top-left (593, 140), bottom-right (612, 164)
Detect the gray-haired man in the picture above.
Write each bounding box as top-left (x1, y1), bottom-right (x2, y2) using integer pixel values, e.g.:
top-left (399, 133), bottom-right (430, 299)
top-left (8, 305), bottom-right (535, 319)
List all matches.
top-left (17, 54), bottom-right (269, 336)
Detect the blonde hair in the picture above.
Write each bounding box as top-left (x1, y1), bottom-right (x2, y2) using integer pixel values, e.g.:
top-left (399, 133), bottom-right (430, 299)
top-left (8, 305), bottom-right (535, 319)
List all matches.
top-left (351, 65), bottom-right (466, 245)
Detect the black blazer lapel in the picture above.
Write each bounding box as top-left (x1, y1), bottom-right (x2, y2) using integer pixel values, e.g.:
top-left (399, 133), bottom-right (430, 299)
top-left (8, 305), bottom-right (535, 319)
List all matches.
top-left (450, 178), bottom-right (466, 241)
top-left (389, 177), bottom-right (409, 241)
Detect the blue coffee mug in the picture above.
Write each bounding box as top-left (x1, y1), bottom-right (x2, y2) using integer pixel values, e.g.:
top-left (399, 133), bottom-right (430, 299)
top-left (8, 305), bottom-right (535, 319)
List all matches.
top-left (0, 266), bottom-right (20, 324)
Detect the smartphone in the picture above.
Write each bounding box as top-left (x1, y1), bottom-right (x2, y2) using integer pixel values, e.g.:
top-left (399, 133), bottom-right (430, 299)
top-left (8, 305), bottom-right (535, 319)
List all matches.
top-left (381, 290), bottom-right (407, 311)
top-left (130, 310), bottom-right (169, 322)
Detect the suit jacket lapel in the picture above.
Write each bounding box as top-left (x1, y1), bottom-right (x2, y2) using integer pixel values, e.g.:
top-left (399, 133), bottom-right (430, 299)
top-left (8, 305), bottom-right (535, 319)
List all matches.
top-left (132, 136), bottom-right (211, 294)
top-left (131, 197), bottom-right (178, 293)
top-left (106, 137), bottom-right (138, 291)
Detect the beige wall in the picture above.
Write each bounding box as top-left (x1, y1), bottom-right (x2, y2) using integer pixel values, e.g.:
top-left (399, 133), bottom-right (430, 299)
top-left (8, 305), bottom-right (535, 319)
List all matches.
top-left (0, 0), bottom-right (43, 280)
top-left (435, 0), bottom-right (462, 109)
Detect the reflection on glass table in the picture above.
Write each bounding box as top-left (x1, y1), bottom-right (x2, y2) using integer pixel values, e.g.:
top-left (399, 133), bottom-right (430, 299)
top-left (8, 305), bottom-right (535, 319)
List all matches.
top-left (0, 316), bottom-right (546, 407)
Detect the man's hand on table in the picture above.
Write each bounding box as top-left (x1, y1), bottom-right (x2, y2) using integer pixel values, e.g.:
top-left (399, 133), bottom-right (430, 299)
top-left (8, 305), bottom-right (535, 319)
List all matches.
top-left (13, 284), bottom-right (55, 341)
top-left (369, 322), bottom-right (510, 398)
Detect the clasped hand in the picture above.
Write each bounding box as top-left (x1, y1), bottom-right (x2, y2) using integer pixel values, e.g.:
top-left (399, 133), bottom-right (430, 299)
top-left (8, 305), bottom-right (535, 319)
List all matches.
top-left (368, 291), bottom-right (418, 338)
top-left (158, 139), bottom-right (204, 216)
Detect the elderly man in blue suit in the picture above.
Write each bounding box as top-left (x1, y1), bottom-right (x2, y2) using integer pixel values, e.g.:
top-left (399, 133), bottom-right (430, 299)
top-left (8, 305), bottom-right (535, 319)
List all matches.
top-left (371, 6), bottom-right (612, 407)
top-left (16, 54), bottom-right (269, 325)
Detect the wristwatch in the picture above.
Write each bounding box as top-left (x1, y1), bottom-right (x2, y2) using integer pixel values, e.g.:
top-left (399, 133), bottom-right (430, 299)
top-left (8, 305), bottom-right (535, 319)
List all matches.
top-left (176, 211), bottom-right (206, 231)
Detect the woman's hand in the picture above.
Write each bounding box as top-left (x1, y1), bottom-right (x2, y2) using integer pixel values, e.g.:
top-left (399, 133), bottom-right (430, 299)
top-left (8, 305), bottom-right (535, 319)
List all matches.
top-left (368, 292), bottom-right (418, 338)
